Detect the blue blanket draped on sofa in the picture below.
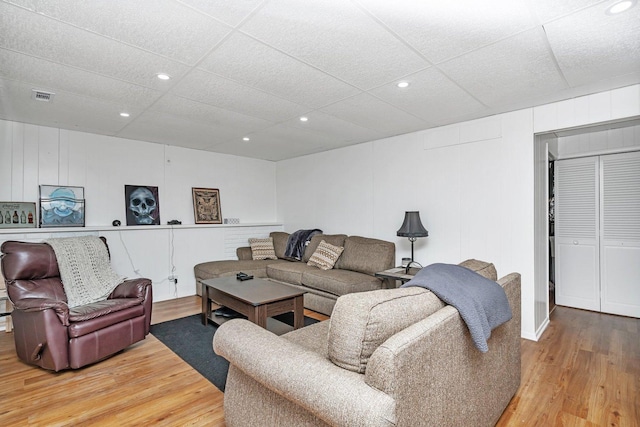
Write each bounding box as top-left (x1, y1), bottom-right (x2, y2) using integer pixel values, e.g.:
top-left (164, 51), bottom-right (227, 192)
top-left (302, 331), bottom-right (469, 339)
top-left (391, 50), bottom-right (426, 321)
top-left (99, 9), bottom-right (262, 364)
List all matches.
top-left (401, 263), bottom-right (512, 352)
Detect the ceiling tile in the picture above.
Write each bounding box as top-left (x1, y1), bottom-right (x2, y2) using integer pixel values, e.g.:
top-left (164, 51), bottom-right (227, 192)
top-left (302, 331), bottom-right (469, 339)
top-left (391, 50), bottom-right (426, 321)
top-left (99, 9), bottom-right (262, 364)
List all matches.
top-left (279, 110), bottom-right (382, 145)
top-left (210, 127), bottom-right (328, 161)
top-left (369, 67), bottom-right (487, 123)
top-left (150, 95), bottom-right (273, 133)
top-left (7, 0), bottom-right (231, 65)
top-left (177, 0), bottom-right (266, 27)
top-left (0, 77), bottom-right (134, 134)
top-left (320, 93), bottom-right (429, 135)
top-left (239, 0), bottom-right (429, 89)
top-left (0, 2), bottom-right (191, 88)
top-left (528, 0), bottom-right (604, 23)
top-left (543, 1), bottom-right (640, 87)
top-left (356, 0), bottom-right (537, 63)
top-left (198, 32), bottom-right (360, 108)
top-left (0, 49), bottom-right (164, 108)
top-left (117, 110), bottom-right (245, 150)
top-left (438, 28), bottom-right (569, 107)
top-left (171, 69), bottom-right (309, 122)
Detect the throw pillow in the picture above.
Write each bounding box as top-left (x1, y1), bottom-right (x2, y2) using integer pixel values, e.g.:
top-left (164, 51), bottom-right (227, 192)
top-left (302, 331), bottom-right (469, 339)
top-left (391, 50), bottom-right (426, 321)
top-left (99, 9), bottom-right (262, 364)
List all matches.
top-left (248, 237), bottom-right (277, 260)
top-left (307, 240), bottom-right (344, 270)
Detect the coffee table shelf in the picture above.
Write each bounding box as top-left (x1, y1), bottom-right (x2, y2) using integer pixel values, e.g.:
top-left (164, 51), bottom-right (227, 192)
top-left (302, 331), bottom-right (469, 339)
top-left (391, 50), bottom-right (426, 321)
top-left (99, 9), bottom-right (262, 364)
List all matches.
top-left (201, 277), bottom-right (305, 333)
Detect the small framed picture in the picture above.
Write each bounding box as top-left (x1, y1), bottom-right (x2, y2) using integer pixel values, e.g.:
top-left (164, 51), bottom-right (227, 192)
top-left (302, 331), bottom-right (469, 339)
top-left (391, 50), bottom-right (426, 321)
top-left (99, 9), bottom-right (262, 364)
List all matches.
top-left (125, 185), bottom-right (161, 226)
top-left (0, 201), bottom-right (37, 229)
top-left (192, 188), bottom-right (222, 224)
top-left (39, 185), bottom-right (85, 227)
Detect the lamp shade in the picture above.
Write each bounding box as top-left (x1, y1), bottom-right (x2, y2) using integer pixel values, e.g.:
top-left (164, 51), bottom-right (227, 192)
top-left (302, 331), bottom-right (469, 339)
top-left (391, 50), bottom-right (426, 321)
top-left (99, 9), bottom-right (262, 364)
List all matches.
top-left (396, 211), bottom-right (428, 238)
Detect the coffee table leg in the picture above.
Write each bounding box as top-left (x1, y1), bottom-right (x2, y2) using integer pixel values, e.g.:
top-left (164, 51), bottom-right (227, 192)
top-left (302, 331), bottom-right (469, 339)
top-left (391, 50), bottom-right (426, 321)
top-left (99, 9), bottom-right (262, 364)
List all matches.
top-left (249, 305), bottom-right (268, 329)
top-left (201, 283), bottom-right (209, 325)
top-left (293, 295), bottom-right (304, 329)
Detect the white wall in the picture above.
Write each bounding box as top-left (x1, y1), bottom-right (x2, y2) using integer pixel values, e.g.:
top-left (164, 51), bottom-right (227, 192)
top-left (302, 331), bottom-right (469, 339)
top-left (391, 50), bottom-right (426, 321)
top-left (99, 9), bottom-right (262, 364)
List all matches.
top-left (277, 84), bottom-right (640, 340)
top-left (556, 123), bottom-right (640, 159)
top-left (0, 119), bottom-right (280, 305)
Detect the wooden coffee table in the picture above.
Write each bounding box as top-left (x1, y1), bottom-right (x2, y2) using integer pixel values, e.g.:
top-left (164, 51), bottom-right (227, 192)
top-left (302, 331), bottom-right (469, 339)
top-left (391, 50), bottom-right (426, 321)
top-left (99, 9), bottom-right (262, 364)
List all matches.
top-left (201, 277), bottom-right (305, 331)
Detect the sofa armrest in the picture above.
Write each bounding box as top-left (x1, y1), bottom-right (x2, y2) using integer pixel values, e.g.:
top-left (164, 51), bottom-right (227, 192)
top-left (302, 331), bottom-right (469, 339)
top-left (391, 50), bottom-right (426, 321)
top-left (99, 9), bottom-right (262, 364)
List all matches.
top-left (236, 246), bottom-right (252, 260)
top-left (365, 273), bottom-right (521, 427)
top-left (11, 297), bottom-right (70, 326)
top-left (214, 319), bottom-right (396, 427)
top-left (109, 278), bottom-right (152, 300)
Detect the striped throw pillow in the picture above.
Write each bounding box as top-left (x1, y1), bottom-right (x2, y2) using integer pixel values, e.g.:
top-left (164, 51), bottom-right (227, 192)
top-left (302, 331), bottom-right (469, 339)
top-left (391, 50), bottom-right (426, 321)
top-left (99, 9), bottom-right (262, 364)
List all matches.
top-left (307, 240), bottom-right (344, 270)
top-left (249, 237), bottom-right (277, 260)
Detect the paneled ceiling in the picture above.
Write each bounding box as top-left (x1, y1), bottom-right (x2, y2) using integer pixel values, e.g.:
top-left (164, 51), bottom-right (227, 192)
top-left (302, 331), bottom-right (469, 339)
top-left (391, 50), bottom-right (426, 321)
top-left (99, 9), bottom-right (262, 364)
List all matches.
top-left (1, 0), bottom-right (639, 161)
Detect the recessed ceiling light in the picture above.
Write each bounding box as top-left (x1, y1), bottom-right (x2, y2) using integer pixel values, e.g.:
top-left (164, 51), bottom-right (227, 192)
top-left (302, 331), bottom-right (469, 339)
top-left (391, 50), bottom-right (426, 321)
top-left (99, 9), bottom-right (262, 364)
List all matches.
top-left (299, 116), bottom-right (309, 122)
top-left (606, 0), bottom-right (636, 14)
top-left (243, 137), bottom-right (250, 141)
top-left (397, 81), bottom-right (410, 88)
top-left (120, 112), bottom-right (130, 117)
top-left (156, 73), bottom-right (171, 80)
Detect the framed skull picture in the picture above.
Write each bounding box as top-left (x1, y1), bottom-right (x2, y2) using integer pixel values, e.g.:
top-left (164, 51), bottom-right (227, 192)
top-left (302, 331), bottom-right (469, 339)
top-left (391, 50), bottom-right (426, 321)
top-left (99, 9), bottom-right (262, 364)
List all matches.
top-left (125, 185), bottom-right (160, 226)
top-left (192, 187), bottom-right (222, 224)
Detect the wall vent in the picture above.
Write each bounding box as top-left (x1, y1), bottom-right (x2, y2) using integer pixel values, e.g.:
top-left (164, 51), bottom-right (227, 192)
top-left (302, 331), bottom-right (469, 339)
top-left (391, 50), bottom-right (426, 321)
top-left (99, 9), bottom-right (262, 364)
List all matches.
top-left (31, 89), bottom-right (55, 102)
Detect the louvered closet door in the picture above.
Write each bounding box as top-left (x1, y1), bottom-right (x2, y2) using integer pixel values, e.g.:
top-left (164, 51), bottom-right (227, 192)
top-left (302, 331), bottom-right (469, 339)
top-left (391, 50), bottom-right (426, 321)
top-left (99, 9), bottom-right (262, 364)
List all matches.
top-left (555, 157), bottom-right (600, 311)
top-left (600, 151), bottom-right (640, 317)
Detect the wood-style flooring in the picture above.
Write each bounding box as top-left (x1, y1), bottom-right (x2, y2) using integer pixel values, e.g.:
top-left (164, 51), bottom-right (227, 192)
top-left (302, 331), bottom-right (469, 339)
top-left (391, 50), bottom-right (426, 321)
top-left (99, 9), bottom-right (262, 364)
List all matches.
top-left (0, 296), bottom-right (638, 426)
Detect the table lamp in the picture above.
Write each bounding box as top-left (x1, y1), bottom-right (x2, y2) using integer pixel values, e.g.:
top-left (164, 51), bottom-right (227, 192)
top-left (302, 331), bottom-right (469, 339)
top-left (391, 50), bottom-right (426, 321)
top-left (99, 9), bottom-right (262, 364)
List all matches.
top-left (396, 211), bottom-right (428, 273)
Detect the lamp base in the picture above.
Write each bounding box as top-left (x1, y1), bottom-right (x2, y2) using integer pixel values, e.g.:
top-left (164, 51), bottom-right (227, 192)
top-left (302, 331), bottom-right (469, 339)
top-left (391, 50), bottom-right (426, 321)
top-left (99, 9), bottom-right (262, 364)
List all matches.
top-left (405, 261), bottom-right (423, 274)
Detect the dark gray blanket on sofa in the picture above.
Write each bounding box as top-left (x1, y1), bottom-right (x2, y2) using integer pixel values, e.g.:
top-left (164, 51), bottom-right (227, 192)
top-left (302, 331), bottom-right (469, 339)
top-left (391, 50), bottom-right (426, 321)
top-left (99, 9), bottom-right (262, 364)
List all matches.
top-left (401, 263), bottom-right (512, 352)
top-left (284, 229), bottom-right (322, 260)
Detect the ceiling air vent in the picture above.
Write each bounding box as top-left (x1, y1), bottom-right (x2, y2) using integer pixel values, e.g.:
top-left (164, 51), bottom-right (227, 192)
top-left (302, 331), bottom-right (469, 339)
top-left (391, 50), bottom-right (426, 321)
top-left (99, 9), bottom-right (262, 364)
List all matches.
top-left (31, 89), bottom-right (55, 102)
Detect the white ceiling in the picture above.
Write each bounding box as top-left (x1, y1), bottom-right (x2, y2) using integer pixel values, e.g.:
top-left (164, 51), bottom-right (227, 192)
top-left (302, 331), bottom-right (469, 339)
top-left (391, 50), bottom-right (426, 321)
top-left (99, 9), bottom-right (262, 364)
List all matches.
top-left (1, 0), bottom-right (639, 161)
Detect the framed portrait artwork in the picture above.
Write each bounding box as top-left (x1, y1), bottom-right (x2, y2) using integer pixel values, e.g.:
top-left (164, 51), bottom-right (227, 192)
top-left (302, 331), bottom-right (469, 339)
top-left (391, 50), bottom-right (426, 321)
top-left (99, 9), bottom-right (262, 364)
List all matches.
top-left (125, 185), bottom-right (161, 226)
top-left (192, 188), bottom-right (222, 224)
top-left (39, 185), bottom-right (85, 227)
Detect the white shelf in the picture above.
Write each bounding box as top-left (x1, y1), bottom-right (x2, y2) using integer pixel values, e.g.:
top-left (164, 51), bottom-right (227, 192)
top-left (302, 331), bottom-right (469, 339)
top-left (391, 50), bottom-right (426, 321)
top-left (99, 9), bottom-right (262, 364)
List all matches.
top-left (0, 222), bottom-right (283, 235)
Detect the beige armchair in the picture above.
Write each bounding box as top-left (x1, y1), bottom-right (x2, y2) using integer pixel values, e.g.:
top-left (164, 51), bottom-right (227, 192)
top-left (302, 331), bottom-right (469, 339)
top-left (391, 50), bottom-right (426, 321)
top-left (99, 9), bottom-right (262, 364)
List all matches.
top-left (214, 260), bottom-right (521, 427)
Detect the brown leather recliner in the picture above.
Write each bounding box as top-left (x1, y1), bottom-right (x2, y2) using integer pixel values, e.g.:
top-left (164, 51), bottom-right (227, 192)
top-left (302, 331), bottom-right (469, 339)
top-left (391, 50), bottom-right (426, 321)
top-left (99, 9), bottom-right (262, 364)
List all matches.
top-left (0, 237), bottom-right (152, 371)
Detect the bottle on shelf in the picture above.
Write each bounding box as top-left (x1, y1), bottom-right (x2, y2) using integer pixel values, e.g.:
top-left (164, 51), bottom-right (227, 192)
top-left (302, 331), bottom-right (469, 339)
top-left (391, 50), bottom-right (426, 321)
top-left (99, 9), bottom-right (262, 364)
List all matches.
top-left (12, 210), bottom-right (19, 223)
top-left (4, 211), bottom-right (9, 223)
top-left (0, 212), bottom-right (3, 224)
top-left (20, 210), bottom-right (26, 223)
top-left (28, 211), bottom-right (34, 224)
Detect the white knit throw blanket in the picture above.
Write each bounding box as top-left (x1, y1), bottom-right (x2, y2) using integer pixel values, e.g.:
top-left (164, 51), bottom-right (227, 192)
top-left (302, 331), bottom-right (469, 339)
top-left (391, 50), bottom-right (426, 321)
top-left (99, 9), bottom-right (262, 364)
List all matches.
top-left (45, 236), bottom-right (125, 308)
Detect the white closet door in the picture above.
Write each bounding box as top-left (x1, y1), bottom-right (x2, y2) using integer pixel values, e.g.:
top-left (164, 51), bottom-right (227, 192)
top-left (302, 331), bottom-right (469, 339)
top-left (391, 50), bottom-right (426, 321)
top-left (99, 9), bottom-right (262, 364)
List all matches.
top-left (600, 151), bottom-right (640, 318)
top-left (555, 157), bottom-right (600, 311)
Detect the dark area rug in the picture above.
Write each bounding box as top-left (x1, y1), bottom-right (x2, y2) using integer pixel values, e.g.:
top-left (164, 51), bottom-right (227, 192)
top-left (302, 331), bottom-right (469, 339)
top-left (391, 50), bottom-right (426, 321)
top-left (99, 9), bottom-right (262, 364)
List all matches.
top-left (150, 313), bottom-right (318, 392)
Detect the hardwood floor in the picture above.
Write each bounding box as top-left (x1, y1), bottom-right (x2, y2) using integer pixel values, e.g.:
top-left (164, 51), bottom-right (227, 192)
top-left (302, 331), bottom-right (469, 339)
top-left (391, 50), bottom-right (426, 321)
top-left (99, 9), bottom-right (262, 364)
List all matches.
top-left (1, 297), bottom-right (638, 426)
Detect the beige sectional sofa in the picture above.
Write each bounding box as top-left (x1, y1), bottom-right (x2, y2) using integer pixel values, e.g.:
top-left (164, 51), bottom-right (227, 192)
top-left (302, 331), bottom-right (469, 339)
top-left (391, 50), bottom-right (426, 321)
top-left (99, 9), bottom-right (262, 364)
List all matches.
top-left (213, 260), bottom-right (521, 427)
top-left (194, 231), bottom-right (395, 316)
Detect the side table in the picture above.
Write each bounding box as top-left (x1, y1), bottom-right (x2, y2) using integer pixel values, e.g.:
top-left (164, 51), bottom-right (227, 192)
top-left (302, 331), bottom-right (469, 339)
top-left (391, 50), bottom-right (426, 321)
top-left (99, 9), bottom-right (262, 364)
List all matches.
top-left (0, 288), bottom-right (12, 332)
top-left (375, 267), bottom-right (421, 287)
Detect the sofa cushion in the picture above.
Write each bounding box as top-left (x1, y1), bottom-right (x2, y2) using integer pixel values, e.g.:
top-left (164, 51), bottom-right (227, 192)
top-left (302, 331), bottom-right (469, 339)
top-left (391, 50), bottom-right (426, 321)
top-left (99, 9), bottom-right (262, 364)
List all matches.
top-left (335, 236), bottom-right (395, 276)
top-left (249, 237), bottom-right (277, 260)
top-left (459, 259), bottom-right (497, 281)
top-left (68, 302), bottom-right (144, 338)
top-left (302, 234), bottom-right (347, 263)
top-left (328, 287), bottom-right (445, 374)
top-left (270, 232), bottom-right (290, 259)
top-left (307, 240), bottom-right (344, 270)
top-left (302, 268), bottom-right (383, 297)
top-left (266, 262), bottom-right (316, 286)
top-left (194, 259), bottom-right (286, 281)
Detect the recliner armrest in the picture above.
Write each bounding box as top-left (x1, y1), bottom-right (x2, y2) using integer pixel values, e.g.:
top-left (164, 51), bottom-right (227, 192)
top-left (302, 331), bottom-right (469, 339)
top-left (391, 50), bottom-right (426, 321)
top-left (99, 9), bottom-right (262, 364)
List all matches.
top-left (109, 278), bottom-right (152, 300)
top-left (12, 297), bottom-right (70, 326)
